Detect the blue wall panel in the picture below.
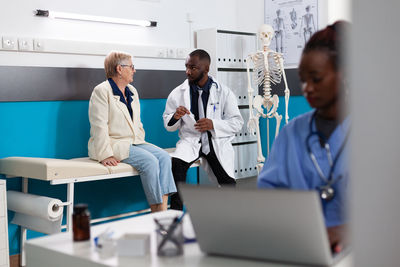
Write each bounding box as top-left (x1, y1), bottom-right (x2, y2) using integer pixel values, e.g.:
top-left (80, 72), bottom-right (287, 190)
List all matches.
top-left (0, 101), bottom-right (90, 159)
top-left (0, 95), bottom-right (309, 255)
top-left (259, 96), bottom-right (311, 157)
top-left (0, 99), bottom-right (197, 255)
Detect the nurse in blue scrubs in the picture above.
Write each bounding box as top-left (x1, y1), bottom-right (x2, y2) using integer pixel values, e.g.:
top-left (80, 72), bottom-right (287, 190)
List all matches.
top-left (257, 21), bottom-right (349, 252)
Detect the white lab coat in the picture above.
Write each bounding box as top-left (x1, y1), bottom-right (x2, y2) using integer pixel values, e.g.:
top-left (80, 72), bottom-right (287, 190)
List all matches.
top-left (163, 78), bottom-right (243, 182)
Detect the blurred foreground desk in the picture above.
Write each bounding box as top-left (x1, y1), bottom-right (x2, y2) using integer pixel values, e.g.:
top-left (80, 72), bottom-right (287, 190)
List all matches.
top-left (26, 210), bottom-right (352, 267)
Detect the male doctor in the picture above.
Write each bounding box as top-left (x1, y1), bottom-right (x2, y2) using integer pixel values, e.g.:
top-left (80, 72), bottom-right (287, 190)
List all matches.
top-left (163, 49), bottom-right (243, 210)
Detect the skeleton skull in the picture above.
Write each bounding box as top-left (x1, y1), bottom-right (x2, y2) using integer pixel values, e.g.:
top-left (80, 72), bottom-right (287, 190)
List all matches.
top-left (258, 24), bottom-right (274, 47)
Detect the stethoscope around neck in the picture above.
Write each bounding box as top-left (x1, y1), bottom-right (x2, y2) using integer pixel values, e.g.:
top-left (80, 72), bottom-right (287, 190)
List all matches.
top-left (306, 111), bottom-right (349, 202)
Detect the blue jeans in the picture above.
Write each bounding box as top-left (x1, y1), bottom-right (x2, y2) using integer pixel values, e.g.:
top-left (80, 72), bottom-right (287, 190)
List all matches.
top-left (122, 144), bottom-right (176, 205)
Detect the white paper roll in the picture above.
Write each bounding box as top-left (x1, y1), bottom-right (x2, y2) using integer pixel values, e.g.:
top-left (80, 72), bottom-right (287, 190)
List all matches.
top-left (12, 213), bottom-right (62, 234)
top-left (7, 191), bottom-right (63, 221)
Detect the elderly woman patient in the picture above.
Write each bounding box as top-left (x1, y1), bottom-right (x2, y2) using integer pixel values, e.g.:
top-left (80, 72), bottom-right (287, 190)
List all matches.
top-left (88, 51), bottom-right (176, 212)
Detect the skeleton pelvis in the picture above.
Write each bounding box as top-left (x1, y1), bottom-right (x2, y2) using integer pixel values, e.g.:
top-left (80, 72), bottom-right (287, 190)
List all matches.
top-left (252, 95), bottom-right (279, 117)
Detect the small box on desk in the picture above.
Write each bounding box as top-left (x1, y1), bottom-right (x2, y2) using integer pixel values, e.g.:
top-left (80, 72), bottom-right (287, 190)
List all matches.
top-left (117, 233), bottom-right (150, 257)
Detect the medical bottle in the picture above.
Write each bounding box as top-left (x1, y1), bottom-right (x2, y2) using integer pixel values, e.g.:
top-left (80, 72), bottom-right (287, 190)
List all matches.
top-left (73, 203), bottom-right (91, 241)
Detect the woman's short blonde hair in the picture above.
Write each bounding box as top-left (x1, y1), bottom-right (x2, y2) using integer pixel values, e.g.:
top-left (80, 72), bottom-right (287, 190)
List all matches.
top-left (104, 51), bottom-right (132, 78)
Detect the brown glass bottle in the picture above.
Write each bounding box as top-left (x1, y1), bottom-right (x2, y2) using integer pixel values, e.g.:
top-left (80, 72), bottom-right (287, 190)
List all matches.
top-left (72, 204), bottom-right (91, 241)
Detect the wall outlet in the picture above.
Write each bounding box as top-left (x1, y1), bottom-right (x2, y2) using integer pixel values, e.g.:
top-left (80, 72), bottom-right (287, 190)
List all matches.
top-left (167, 48), bottom-right (176, 58)
top-left (157, 48), bottom-right (167, 58)
top-left (18, 38), bottom-right (33, 51)
top-left (176, 48), bottom-right (187, 58)
top-left (33, 39), bottom-right (44, 51)
top-left (2, 36), bottom-right (17, 50)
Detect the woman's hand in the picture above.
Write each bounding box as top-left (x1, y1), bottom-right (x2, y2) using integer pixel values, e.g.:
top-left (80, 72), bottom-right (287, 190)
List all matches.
top-left (327, 224), bottom-right (348, 254)
top-left (101, 156), bottom-right (120, 166)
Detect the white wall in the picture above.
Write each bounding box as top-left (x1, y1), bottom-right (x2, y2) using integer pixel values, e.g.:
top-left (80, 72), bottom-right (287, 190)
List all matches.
top-left (0, 0), bottom-right (345, 70)
top-left (327, 0), bottom-right (351, 23)
top-left (0, 0), bottom-right (264, 69)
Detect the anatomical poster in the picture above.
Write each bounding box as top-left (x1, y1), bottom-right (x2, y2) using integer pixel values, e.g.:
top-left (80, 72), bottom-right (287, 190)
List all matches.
top-left (265, 0), bottom-right (318, 67)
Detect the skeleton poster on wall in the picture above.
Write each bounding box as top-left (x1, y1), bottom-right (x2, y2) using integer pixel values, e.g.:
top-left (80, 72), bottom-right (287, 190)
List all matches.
top-left (264, 0), bottom-right (318, 67)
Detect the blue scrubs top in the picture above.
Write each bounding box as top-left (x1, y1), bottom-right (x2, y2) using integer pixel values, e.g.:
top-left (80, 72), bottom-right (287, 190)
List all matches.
top-left (257, 110), bottom-right (350, 227)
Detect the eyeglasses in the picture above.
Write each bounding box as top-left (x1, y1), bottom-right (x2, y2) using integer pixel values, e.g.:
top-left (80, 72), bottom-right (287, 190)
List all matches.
top-left (120, 64), bottom-right (135, 70)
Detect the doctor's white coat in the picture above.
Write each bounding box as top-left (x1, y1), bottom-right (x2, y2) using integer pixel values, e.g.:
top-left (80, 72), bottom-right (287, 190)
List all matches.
top-left (163, 78), bottom-right (243, 182)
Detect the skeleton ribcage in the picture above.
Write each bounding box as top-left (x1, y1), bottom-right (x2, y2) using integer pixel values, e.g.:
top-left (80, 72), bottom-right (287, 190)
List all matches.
top-left (252, 52), bottom-right (282, 89)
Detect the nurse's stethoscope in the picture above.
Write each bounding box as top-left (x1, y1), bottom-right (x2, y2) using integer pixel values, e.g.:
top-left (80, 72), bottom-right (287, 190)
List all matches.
top-left (306, 112), bottom-right (349, 202)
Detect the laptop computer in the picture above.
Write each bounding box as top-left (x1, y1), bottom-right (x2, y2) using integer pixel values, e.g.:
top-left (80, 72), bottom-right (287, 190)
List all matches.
top-left (179, 184), bottom-right (349, 266)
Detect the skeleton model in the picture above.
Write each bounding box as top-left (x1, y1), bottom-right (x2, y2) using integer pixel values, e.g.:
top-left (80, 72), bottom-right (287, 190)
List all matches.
top-left (246, 24), bottom-right (290, 171)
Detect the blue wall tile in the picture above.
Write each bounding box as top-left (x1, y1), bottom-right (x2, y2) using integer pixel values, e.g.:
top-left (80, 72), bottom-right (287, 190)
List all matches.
top-left (1, 96), bottom-right (310, 255)
top-left (0, 99), bottom-right (196, 255)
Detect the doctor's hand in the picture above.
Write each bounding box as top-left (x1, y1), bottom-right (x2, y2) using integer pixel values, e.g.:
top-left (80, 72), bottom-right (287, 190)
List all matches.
top-left (195, 118), bottom-right (214, 132)
top-left (173, 106), bottom-right (190, 120)
top-left (101, 156), bottom-right (120, 166)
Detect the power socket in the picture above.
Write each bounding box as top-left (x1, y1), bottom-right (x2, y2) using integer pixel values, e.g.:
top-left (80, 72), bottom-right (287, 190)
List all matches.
top-left (18, 38), bottom-right (33, 51)
top-left (157, 48), bottom-right (167, 58)
top-left (167, 48), bottom-right (176, 58)
top-left (2, 36), bottom-right (17, 50)
top-left (176, 48), bottom-right (187, 58)
top-left (33, 39), bottom-right (44, 51)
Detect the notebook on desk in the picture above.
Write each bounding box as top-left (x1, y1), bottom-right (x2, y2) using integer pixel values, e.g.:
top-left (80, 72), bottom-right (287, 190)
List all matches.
top-left (179, 184), bottom-right (349, 266)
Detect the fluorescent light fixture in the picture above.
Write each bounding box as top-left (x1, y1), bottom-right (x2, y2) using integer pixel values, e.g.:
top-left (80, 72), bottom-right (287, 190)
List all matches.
top-left (35, 9), bottom-right (157, 27)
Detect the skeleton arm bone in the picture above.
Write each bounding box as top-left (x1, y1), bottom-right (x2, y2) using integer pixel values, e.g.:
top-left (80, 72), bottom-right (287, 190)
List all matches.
top-left (246, 54), bottom-right (258, 134)
top-left (278, 55), bottom-right (290, 124)
top-left (246, 54), bottom-right (255, 110)
top-left (247, 112), bottom-right (261, 139)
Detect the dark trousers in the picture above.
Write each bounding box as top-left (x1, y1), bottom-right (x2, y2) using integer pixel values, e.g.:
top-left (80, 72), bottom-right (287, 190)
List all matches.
top-left (170, 148), bottom-right (236, 210)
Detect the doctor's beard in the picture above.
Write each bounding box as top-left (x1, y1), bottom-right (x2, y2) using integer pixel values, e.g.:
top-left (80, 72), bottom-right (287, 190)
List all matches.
top-left (189, 71), bottom-right (205, 86)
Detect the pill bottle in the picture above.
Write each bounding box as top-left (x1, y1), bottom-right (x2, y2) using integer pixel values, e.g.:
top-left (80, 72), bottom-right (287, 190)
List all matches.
top-left (73, 203), bottom-right (91, 241)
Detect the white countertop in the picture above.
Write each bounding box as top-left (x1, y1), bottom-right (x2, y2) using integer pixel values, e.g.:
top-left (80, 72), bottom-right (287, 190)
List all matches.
top-left (26, 210), bottom-right (352, 267)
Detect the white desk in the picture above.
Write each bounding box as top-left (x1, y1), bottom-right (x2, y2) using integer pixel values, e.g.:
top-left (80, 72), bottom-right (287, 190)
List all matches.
top-left (25, 210), bottom-right (353, 267)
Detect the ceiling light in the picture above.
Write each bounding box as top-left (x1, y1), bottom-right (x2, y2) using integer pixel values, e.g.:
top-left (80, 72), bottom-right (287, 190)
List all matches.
top-left (35, 9), bottom-right (157, 27)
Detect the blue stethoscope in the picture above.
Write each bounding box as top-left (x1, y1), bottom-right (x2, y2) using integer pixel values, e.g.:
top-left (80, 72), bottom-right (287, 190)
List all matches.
top-left (306, 111), bottom-right (349, 202)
